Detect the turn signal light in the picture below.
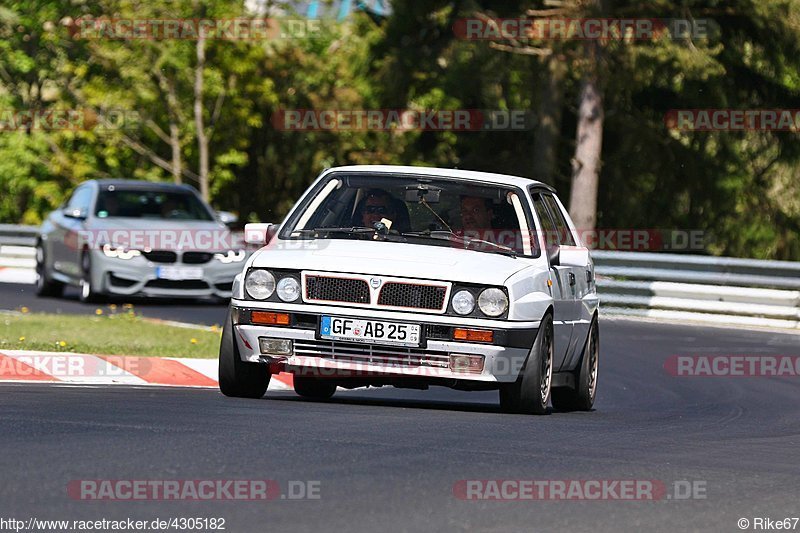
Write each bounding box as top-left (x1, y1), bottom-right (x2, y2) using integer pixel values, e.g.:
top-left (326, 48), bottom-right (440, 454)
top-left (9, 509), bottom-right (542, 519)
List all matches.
top-left (453, 328), bottom-right (494, 343)
top-left (251, 311), bottom-right (290, 326)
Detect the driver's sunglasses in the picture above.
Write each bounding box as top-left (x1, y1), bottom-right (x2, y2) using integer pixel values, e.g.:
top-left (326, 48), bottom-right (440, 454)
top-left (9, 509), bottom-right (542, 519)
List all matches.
top-left (364, 205), bottom-right (391, 215)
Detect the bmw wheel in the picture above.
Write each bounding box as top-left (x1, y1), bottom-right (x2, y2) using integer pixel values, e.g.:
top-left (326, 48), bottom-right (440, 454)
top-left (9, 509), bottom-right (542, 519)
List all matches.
top-left (78, 251), bottom-right (104, 303)
top-left (35, 242), bottom-right (64, 297)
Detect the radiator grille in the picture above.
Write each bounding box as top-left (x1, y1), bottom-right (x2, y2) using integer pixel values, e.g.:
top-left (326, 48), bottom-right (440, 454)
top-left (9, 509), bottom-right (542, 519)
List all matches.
top-left (142, 250), bottom-right (177, 263)
top-left (378, 282), bottom-right (447, 311)
top-left (305, 275), bottom-right (370, 304)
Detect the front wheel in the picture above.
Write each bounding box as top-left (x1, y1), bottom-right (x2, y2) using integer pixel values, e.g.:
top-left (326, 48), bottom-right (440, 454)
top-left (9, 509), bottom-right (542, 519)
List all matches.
top-left (78, 251), bottom-right (104, 303)
top-left (218, 312), bottom-right (270, 398)
top-left (552, 317), bottom-right (599, 412)
top-left (293, 376), bottom-right (337, 400)
top-left (499, 314), bottom-right (553, 415)
top-left (35, 243), bottom-right (64, 297)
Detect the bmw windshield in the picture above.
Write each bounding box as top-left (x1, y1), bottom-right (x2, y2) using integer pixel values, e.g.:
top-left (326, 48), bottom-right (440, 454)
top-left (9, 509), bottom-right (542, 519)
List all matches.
top-left (95, 188), bottom-right (215, 221)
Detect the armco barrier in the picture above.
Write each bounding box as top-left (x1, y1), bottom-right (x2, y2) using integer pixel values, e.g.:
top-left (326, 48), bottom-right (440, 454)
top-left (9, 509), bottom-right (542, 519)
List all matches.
top-left (0, 224), bottom-right (38, 248)
top-left (0, 225), bottom-right (798, 329)
top-left (593, 251), bottom-right (800, 329)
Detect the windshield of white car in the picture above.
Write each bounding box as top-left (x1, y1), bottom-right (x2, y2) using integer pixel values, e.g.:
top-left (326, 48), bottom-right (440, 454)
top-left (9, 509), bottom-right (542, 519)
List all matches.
top-left (282, 174), bottom-right (539, 257)
top-left (94, 190), bottom-right (215, 221)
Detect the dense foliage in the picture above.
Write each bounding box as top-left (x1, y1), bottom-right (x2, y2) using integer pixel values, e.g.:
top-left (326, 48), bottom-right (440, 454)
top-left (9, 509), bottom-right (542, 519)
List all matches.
top-left (1, 0), bottom-right (798, 259)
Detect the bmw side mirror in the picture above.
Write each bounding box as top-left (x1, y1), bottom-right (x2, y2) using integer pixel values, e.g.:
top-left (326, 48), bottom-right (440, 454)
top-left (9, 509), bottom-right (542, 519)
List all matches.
top-left (217, 211), bottom-right (239, 227)
top-left (63, 208), bottom-right (87, 220)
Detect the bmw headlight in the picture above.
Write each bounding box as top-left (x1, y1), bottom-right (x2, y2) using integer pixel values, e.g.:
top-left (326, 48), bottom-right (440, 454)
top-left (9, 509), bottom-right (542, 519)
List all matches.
top-left (102, 244), bottom-right (141, 260)
top-left (276, 277), bottom-right (301, 302)
top-left (245, 269), bottom-right (276, 300)
top-left (451, 290), bottom-right (476, 315)
top-left (478, 288), bottom-right (508, 317)
top-left (214, 250), bottom-right (246, 264)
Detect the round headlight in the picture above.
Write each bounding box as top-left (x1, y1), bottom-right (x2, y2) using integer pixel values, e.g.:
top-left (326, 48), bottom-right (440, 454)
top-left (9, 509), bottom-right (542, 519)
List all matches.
top-left (276, 277), bottom-right (301, 302)
top-left (451, 290), bottom-right (476, 315)
top-left (478, 288), bottom-right (508, 317)
top-left (245, 269), bottom-right (275, 300)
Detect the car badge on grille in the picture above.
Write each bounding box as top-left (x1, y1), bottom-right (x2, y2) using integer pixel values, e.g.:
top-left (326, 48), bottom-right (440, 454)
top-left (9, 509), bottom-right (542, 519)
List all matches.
top-left (369, 277), bottom-right (382, 289)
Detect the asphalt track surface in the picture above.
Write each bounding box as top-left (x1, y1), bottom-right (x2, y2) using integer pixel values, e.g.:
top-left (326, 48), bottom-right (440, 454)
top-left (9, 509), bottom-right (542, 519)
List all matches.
top-left (0, 282), bottom-right (228, 325)
top-left (1, 315), bottom-right (799, 532)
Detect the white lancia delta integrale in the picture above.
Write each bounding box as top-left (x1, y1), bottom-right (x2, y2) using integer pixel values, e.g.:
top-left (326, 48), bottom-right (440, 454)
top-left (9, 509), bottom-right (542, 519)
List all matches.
top-left (219, 165), bottom-right (599, 415)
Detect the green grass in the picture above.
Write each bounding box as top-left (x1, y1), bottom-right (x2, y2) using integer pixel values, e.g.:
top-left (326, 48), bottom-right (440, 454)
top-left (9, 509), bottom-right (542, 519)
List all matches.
top-left (0, 309), bottom-right (220, 358)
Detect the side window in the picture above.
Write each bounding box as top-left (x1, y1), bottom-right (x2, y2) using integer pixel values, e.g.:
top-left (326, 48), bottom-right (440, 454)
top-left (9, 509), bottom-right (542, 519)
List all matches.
top-left (66, 186), bottom-right (93, 214)
top-left (532, 194), bottom-right (559, 254)
top-left (542, 194), bottom-right (576, 246)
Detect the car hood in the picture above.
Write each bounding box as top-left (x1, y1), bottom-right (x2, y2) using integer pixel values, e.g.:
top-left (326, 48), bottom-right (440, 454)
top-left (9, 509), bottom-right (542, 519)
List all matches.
top-left (84, 217), bottom-right (237, 251)
top-left (251, 238), bottom-right (532, 285)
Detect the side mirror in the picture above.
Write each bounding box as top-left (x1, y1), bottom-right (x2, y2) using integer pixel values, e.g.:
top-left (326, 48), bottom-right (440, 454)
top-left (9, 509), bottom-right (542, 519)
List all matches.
top-left (551, 245), bottom-right (590, 268)
top-left (63, 208), bottom-right (87, 220)
top-left (217, 211), bottom-right (238, 227)
top-left (244, 223), bottom-right (275, 245)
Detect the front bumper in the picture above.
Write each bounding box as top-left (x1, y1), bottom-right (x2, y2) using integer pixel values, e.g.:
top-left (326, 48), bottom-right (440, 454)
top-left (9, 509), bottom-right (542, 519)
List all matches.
top-left (230, 300), bottom-right (540, 383)
top-left (90, 249), bottom-right (244, 299)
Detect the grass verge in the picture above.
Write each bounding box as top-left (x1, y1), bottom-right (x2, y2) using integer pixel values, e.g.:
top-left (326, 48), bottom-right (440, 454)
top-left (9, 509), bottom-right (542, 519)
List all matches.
top-left (0, 310), bottom-right (220, 358)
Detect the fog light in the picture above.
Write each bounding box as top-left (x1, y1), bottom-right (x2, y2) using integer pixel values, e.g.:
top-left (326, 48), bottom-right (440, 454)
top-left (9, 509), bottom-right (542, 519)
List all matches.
top-left (251, 311), bottom-right (290, 326)
top-left (259, 337), bottom-right (293, 355)
top-left (453, 328), bottom-right (494, 343)
top-left (449, 354), bottom-right (485, 373)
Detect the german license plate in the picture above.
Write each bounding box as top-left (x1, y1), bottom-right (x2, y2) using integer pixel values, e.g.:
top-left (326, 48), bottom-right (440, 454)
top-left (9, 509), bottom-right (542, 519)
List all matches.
top-left (320, 316), bottom-right (421, 347)
top-left (156, 266), bottom-right (204, 280)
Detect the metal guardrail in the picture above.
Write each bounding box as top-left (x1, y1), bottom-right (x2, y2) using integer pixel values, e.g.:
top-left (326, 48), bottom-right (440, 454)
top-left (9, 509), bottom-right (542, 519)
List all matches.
top-left (0, 225), bottom-right (797, 329)
top-left (593, 251), bottom-right (800, 330)
top-left (0, 224), bottom-right (39, 248)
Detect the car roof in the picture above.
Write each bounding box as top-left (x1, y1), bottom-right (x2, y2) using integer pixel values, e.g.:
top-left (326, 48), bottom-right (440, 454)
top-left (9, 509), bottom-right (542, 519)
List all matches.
top-left (322, 165), bottom-right (556, 192)
top-left (89, 179), bottom-right (198, 192)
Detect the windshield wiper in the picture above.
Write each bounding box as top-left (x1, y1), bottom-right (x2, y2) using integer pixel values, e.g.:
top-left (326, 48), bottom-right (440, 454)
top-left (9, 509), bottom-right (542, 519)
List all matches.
top-left (291, 227), bottom-right (377, 237)
top-left (401, 230), bottom-right (517, 258)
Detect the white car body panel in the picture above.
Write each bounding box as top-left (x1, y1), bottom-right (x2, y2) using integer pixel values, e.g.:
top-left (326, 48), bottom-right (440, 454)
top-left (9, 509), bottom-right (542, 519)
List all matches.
top-left (230, 165), bottom-right (599, 384)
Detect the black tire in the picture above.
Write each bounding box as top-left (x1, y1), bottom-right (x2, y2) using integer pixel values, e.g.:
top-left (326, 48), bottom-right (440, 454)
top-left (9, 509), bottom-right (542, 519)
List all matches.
top-left (35, 243), bottom-right (64, 297)
top-left (78, 251), bottom-right (104, 303)
top-left (293, 376), bottom-right (337, 400)
top-left (218, 311), bottom-right (270, 398)
top-left (499, 314), bottom-right (553, 415)
top-left (551, 317), bottom-right (599, 412)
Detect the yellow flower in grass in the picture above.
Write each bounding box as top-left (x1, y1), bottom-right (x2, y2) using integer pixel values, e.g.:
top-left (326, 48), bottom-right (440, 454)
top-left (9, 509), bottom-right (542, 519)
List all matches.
top-left (20, 306), bottom-right (29, 314)
top-left (95, 309), bottom-right (103, 315)
top-left (58, 341), bottom-right (66, 347)
top-left (18, 336), bottom-right (25, 342)
top-left (190, 338), bottom-right (198, 344)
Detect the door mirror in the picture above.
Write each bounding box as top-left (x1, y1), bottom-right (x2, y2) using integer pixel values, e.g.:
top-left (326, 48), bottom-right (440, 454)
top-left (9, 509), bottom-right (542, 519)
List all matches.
top-left (217, 211), bottom-right (239, 227)
top-left (551, 245), bottom-right (590, 268)
top-left (244, 223), bottom-right (275, 245)
top-left (63, 208), bottom-right (87, 220)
